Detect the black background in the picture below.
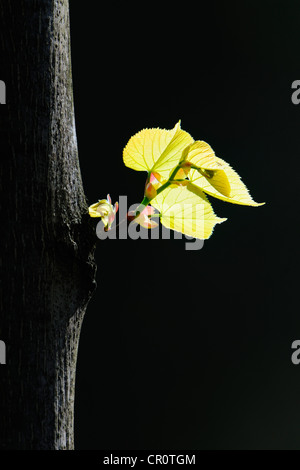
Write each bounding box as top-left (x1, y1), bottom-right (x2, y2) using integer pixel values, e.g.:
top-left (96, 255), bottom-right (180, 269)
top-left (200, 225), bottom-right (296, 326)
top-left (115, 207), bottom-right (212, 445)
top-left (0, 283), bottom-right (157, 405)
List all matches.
top-left (69, 0), bottom-right (300, 450)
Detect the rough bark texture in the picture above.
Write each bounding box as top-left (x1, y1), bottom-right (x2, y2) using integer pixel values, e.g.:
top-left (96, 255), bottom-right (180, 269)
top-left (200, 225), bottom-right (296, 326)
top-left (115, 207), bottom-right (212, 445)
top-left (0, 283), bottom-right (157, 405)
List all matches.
top-left (0, 0), bottom-right (96, 449)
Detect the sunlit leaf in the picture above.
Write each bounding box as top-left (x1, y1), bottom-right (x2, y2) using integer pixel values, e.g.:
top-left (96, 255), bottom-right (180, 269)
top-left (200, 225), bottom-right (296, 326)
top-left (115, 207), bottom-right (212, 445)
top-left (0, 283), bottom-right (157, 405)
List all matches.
top-left (181, 140), bottom-right (264, 205)
top-left (123, 121), bottom-right (193, 179)
top-left (189, 156), bottom-right (264, 206)
top-left (151, 123), bottom-right (194, 179)
top-left (181, 141), bottom-right (222, 170)
top-left (150, 183), bottom-right (226, 239)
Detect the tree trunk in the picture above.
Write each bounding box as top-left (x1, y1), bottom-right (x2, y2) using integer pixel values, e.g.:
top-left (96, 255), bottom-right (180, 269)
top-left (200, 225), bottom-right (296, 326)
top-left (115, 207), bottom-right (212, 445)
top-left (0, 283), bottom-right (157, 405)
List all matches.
top-left (0, 0), bottom-right (96, 449)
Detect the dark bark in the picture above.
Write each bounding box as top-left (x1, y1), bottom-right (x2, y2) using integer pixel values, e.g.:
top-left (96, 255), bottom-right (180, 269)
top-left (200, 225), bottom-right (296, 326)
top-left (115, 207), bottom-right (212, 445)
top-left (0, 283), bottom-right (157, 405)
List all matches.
top-left (0, 0), bottom-right (97, 449)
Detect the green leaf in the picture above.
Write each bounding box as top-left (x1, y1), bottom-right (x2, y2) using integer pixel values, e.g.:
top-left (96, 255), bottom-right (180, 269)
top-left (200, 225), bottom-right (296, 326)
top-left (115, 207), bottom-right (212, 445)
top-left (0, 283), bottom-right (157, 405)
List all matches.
top-left (150, 183), bottom-right (227, 239)
top-left (123, 121), bottom-right (193, 179)
top-left (181, 140), bottom-right (222, 169)
top-left (189, 157), bottom-right (264, 206)
top-left (182, 141), bottom-right (264, 206)
top-left (151, 123), bottom-right (194, 179)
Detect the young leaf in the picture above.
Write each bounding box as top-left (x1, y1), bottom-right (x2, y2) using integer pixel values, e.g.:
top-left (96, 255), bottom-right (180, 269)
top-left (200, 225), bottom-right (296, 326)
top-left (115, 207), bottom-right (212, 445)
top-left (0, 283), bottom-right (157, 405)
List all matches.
top-left (123, 121), bottom-right (193, 179)
top-left (150, 184), bottom-right (226, 239)
top-left (151, 123), bottom-right (194, 179)
top-left (182, 141), bottom-right (264, 206)
top-left (189, 157), bottom-right (264, 206)
top-left (181, 141), bottom-right (222, 169)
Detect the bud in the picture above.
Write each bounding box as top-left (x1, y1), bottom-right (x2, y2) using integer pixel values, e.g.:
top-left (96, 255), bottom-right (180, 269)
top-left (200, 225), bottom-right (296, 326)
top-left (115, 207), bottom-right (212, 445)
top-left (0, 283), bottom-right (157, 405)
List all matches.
top-left (88, 194), bottom-right (118, 231)
top-left (150, 172), bottom-right (163, 186)
top-left (144, 182), bottom-right (157, 199)
top-left (127, 205), bottom-right (158, 229)
top-left (179, 161), bottom-right (192, 175)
